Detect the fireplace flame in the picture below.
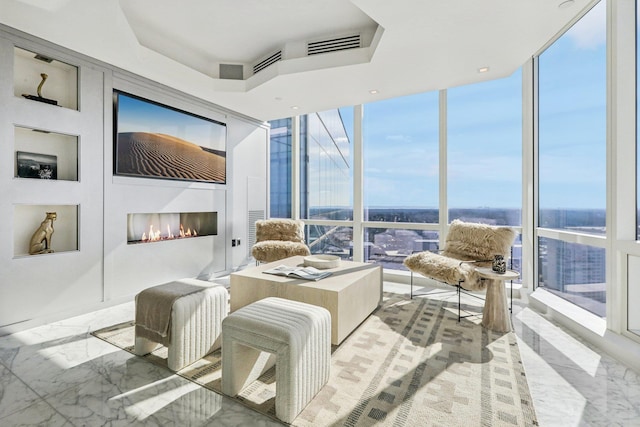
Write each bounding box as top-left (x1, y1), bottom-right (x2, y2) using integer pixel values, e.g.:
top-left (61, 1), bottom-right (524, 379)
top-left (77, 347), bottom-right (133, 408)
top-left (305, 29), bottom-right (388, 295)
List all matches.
top-left (147, 224), bottom-right (161, 241)
top-left (138, 223), bottom-right (197, 243)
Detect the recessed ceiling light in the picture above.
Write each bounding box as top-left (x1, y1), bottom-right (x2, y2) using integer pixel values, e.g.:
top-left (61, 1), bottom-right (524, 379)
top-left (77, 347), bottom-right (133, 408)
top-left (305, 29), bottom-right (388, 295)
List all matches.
top-left (369, 89), bottom-right (379, 95)
top-left (558, 0), bottom-right (574, 9)
top-left (274, 97), bottom-right (282, 101)
top-left (291, 106), bottom-right (299, 110)
top-left (478, 67), bottom-right (490, 73)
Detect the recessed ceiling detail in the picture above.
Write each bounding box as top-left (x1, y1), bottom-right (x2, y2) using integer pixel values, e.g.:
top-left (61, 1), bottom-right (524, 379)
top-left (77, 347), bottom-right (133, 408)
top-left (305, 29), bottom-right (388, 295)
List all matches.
top-left (0, 0), bottom-right (595, 121)
top-left (307, 34), bottom-right (361, 56)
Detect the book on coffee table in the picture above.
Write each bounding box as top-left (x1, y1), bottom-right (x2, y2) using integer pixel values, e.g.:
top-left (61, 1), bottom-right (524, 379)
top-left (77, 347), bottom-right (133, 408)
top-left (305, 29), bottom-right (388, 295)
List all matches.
top-left (263, 264), bottom-right (332, 281)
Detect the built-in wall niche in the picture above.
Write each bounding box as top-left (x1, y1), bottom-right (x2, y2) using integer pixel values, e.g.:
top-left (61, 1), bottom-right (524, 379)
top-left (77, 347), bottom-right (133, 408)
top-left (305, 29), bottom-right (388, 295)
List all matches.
top-left (14, 126), bottom-right (78, 181)
top-left (127, 212), bottom-right (217, 244)
top-left (13, 204), bottom-right (78, 257)
top-left (13, 47), bottom-right (78, 110)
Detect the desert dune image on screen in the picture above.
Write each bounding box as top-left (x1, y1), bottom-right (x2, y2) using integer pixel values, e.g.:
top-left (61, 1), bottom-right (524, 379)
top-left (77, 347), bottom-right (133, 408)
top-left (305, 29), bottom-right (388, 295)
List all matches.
top-left (114, 91), bottom-right (226, 183)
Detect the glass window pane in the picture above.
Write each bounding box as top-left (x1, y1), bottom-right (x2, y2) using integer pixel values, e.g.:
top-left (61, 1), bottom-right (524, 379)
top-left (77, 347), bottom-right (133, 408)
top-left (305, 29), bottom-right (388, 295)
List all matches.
top-left (504, 233), bottom-right (523, 283)
top-left (363, 92), bottom-right (439, 222)
top-left (538, 237), bottom-right (606, 317)
top-left (447, 70), bottom-right (522, 226)
top-left (306, 225), bottom-right (353, 260)
top-left (302, 108), bottom-right (353, 220)
top-left (268, 118), bottom-right (292, 218)
top-left (365, 227), bottom-right (439, 271)
top-left (538, 1), bottom-right (606, 235)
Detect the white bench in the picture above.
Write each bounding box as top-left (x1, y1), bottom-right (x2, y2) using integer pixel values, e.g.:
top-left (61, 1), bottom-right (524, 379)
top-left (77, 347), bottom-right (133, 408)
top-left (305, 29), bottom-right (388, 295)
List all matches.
top-left (221, 297), bottom-right (331, 423)
top-left (134, 279), bottom-right (228, 371)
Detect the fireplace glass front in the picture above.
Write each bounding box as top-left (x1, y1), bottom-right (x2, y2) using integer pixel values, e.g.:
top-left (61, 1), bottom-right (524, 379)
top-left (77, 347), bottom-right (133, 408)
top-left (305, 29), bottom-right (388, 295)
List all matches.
top-left (127, 211), bottom-right (217, 244)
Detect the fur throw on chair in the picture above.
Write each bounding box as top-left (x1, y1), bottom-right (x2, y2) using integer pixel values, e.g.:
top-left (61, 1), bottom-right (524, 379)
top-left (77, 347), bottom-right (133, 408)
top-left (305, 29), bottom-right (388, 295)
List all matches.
top-left (255, 219), bottom-right (306, 243)
top-left (442, 220), bottom-right (516, 264)
top-left (404, 251), bottom-right (480, 287)
top-left (403, 220), bottom-right (516, 291)
top-left (251, 219), bottom-right (311, 263)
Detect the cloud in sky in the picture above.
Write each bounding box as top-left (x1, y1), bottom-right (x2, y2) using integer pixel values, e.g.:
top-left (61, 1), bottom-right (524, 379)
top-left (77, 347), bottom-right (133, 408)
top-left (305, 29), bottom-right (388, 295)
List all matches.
top-left (565, 1), bottom-right (606, 50)
top-left (385, 134), bottom-right (412, 143)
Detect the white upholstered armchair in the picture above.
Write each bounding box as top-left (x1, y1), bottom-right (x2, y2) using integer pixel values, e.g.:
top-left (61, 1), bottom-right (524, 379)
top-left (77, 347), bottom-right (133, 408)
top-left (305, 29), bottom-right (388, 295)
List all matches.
top-left (251, 218), bottom-right (311, 264)
top-left (403, 220), bottom-right (516, 320)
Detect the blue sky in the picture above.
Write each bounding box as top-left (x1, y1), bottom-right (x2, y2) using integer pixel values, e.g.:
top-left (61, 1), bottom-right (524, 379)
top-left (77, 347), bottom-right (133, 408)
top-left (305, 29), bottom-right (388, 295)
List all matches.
top-left (538, 1), bottom-right (607, 211)
top-left (347, 1), bottom-right (607, 210)
top-left (117, 92), bottom-right (226, 151)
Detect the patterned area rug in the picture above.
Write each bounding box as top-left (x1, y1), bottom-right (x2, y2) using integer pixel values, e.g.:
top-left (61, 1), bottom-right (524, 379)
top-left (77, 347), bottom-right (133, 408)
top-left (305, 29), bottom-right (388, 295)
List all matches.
top-left (92, 291), bottom-right (538, 426)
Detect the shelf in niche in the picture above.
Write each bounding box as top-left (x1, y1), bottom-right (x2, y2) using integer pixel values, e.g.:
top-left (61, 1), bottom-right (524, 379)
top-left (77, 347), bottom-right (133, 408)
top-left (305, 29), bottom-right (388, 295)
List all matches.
top-left (14, 126), bottom-right (78, 181)
top-left (13, 47), bottom-right (78, 110)
top-left (13, 204), bottom-right (78, 257)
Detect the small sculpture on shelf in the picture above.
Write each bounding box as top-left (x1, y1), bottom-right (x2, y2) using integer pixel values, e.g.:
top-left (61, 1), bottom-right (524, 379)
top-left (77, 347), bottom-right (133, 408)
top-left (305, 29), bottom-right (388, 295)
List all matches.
top-left (22, 73), bottom-right (58, 105)
top-left (492, 254), bottom-right (507, 274)
top-left (29, 212), bottom-right (56, 255)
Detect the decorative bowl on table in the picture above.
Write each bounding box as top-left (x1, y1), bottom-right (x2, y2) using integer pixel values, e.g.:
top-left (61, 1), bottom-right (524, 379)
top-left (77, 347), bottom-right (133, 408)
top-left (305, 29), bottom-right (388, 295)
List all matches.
top-left (303, 254), bottom-right (341, 269)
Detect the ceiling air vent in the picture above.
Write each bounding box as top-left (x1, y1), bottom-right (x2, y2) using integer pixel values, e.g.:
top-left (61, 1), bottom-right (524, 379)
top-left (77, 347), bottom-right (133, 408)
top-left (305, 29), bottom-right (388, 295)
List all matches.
top-left (219, 64), bottom-right (243, 80)
top-left (307, 34), bottom-right (361, 56)
top-left (253, 50), bottom-right (282, 75)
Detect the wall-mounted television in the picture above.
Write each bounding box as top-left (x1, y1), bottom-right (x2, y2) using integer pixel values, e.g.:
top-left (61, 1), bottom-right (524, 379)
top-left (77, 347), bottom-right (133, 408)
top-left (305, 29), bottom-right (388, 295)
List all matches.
top-left (113, 90), bottom-right (227, 184)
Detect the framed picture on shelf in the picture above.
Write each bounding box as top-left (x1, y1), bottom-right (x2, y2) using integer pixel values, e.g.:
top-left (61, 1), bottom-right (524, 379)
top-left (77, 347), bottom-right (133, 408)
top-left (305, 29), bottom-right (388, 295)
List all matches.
top-left (16, 151), bottom-right (58, 180)
top-left (113, 90), bottom-right (227, 184)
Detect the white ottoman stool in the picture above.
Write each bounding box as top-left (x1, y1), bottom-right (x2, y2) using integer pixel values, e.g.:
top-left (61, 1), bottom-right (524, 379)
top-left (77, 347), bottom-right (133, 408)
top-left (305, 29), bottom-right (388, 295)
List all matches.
top-left (221, 297), bottom-right (331, 424)
top-left (134, 278), bottom-right (228, 371)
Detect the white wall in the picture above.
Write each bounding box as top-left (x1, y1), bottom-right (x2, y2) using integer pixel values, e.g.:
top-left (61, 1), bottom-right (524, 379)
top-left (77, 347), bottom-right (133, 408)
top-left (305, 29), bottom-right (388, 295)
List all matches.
top-left (229, 121), bottom-right (269, 267)
top-left (102, 76), bottom-right (231, 301)
top-left (0, 35), bottom-right (105, 330)
top-left (0, 25), bottom-right (268, 334)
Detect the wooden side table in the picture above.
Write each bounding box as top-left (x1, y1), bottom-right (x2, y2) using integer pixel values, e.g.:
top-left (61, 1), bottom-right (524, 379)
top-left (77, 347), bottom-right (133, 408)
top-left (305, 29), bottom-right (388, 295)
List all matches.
top-left (475, 267), bottom-right (520, 333)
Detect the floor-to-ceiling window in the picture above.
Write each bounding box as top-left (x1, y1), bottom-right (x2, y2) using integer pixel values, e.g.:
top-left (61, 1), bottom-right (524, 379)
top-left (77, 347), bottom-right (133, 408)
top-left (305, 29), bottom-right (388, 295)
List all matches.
top-left (270, 83), bottom-right (525, 272)
top-left (301, 108), bottom-right (354, 258)
top-left (447, 70), bottom-right (522, 227)
top-left (269, 109), bottom-right (353, 254)
top-left (265, 0), bottom-right (640, 360)
top-left (301, 109), bottom-right (353, 220)
top-left (447, 69), bottom-right (523, 274)
top-left (537, 0), bottom-right (607, 317)
top-left (362, 92), bottom-right (439, 269)
top-left (268, 118), bottom-right (292, 218)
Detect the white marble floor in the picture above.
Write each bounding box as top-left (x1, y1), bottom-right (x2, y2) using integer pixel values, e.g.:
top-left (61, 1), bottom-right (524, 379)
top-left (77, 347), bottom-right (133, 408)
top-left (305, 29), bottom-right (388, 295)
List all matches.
top-left (0, 282), bottom-right (639, 426)
top-left (511, 304), bottom-right (640, 427)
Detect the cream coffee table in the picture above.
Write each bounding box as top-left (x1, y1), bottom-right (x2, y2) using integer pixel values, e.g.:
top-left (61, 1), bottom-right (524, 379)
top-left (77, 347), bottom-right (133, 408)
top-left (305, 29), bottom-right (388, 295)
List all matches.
top-left (230, 256), bottom-right (383, 345)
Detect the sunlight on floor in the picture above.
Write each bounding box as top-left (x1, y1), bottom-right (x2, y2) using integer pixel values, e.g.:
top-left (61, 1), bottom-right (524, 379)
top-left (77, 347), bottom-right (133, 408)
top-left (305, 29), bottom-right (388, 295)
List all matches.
top-left (36, 340), bottom-right (121, 369)
top-left (515, 332), bottom-right (588, 427)
top-left (120, 382), bottom-right (198, 420)
top-left (110, 375), bottom-right (182, 401)
top-left (516, 308), bottom-right (601, 377)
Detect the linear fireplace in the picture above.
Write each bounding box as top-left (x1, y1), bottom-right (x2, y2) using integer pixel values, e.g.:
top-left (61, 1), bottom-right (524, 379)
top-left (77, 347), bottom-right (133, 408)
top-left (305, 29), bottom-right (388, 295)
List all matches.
top-left (127, 212), bottom-right (217, 244)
